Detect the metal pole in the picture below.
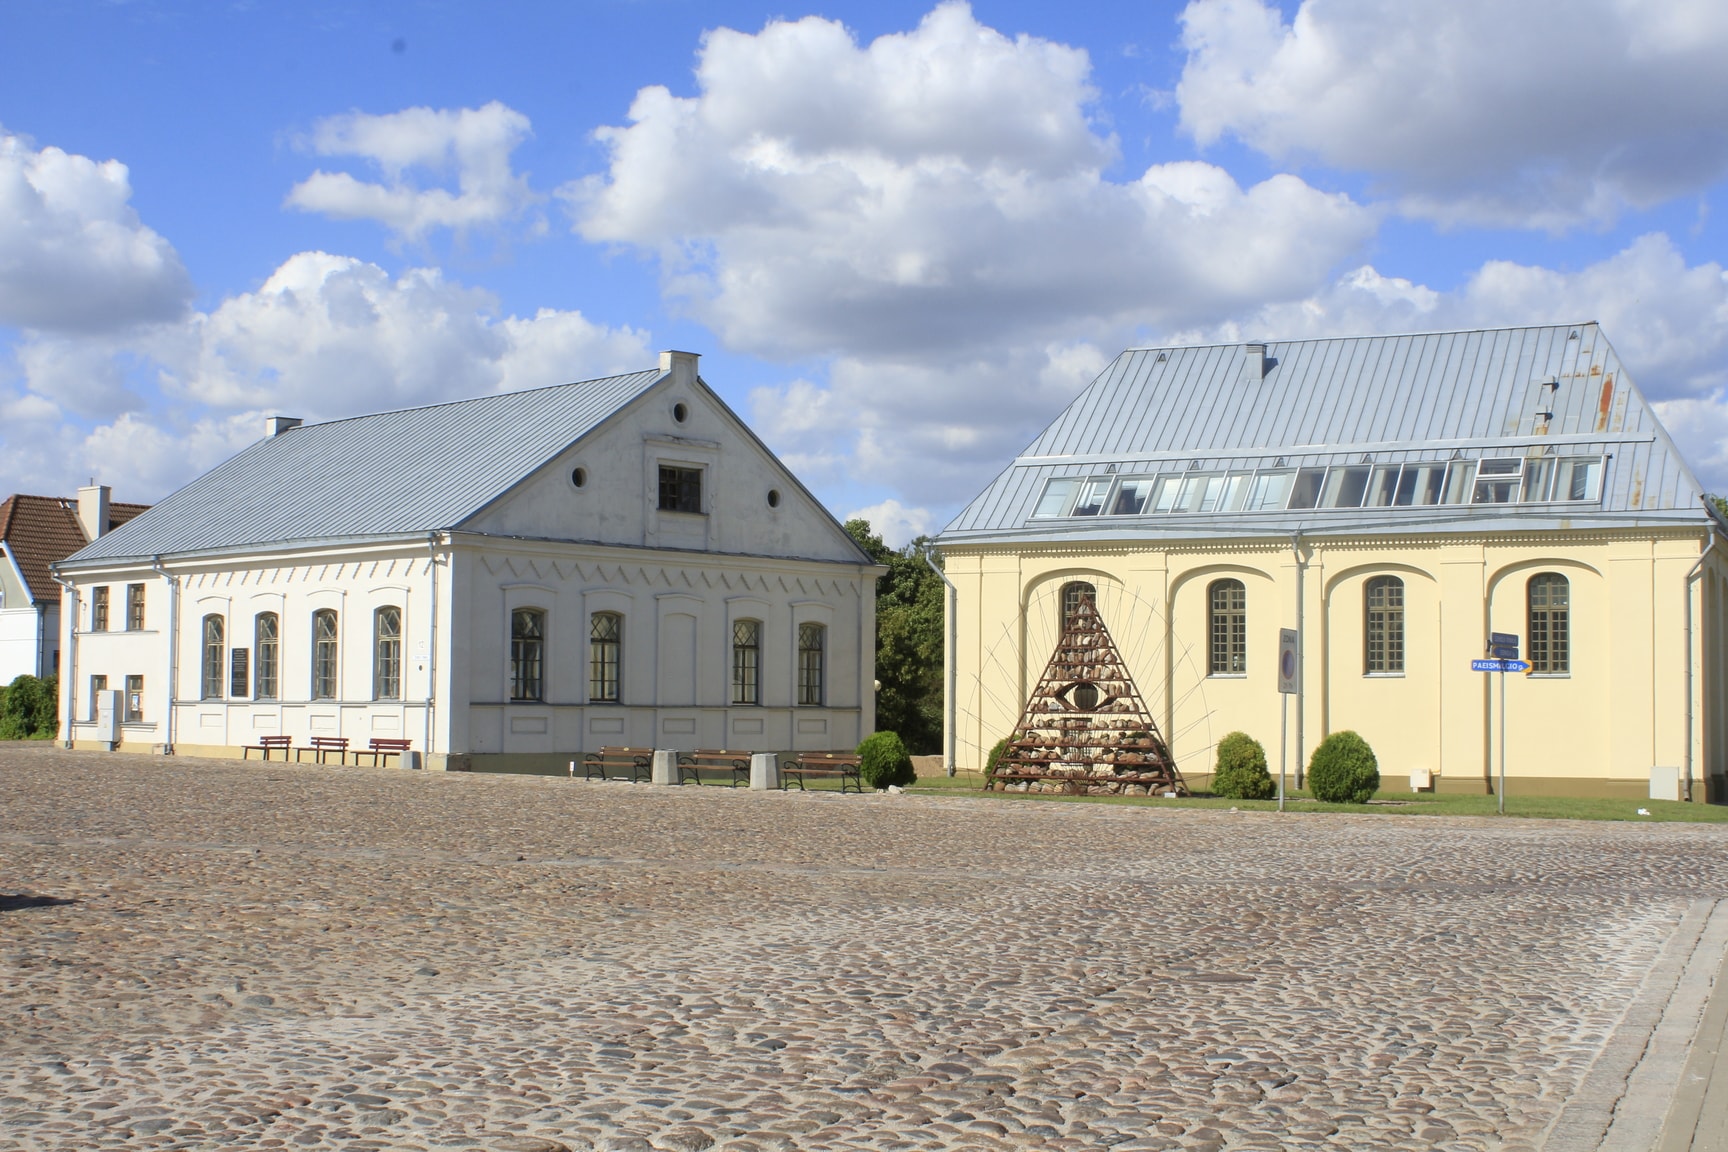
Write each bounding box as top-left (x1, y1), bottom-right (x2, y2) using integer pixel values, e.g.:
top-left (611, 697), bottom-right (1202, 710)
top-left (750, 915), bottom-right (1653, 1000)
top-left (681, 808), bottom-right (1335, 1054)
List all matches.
top-left (1279, 691), bottom-right (1287, 813)
top-left (922, 545), bottom-right (958, 777)
top-left (1290, 533), bottom-right (1305, 788)
top-left (1498, 670), bottom-right (1506, 815)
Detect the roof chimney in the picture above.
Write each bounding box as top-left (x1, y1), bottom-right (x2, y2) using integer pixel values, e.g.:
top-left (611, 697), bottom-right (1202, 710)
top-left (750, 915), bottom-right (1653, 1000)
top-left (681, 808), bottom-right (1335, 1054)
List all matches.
top-left (659, 349), bottom-right (700, 388)
top-left (76, 484), bottom-right (111, 541)
top-left (1243, 343), bottom-right (1267, 382)
top-left (265, 415), bottom-right (303, 437)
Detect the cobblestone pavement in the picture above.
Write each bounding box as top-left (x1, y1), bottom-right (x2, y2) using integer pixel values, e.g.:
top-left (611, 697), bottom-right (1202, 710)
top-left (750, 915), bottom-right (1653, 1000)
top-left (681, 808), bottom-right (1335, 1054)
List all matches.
top-left (4, 744), bottom-right (1727, 1152)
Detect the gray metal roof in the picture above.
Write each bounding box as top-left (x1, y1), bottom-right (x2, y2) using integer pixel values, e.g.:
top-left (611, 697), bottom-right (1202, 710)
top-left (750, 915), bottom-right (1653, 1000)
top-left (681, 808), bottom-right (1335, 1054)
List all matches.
top-left (65, 369), bottom-right (664, 565)
top-left (940, 323), bottom-right (1715, 543)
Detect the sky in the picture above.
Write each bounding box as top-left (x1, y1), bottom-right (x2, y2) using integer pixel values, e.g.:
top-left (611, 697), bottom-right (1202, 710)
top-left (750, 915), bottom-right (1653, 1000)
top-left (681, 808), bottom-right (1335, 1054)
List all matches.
top-left (3, 0), bottom-right (1728, 547)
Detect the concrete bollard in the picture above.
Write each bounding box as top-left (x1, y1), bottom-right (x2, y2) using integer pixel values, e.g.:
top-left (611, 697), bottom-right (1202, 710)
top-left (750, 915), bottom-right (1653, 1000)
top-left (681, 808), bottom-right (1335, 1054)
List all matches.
top-left (652, 749), bottom-right (680, 786)
top-left (750, 752), bottom-right (780, 791)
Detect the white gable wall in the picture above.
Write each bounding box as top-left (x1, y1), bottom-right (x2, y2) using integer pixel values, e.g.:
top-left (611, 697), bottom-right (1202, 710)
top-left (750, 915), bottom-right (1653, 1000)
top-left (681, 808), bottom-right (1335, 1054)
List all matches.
top-left (460, 371), bottom-right (865, 565)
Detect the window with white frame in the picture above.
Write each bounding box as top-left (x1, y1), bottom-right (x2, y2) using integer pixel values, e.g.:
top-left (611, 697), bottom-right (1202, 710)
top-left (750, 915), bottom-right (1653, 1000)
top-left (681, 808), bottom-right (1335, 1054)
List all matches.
top-left (201, 614), bottom-right (224, 699)
top-left (1365, 576), bottom-right (1405, 675)
top-left (1528, 573), bottom-right (1570, 674)
top-left (1208, 580), bottom-right (1246, 675)
top-left (375, 606), bottom-right (403, 700)
top-left (312, 609), bottom-right (339, 700)
top-left (254, 613), bottom-right (279, 700)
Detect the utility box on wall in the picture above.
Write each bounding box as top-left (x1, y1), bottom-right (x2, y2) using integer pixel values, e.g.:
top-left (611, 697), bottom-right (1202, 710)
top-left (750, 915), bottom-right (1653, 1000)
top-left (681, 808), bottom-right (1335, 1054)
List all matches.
top-left (94, 689), bottom-right (121, 746)
top-left (1649, 765), bottom-right (1680, 802)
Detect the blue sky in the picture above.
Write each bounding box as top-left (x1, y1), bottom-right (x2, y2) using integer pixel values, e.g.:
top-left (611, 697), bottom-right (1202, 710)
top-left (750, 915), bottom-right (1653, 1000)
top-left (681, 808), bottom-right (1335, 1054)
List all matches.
top-left (4, 0), bottom-right (1727, 544)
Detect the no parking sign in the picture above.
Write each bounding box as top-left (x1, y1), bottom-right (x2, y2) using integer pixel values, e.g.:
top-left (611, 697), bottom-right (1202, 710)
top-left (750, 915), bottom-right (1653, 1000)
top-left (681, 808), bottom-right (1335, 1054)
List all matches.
top-left (1278, 628), bottom-right (1299, 694)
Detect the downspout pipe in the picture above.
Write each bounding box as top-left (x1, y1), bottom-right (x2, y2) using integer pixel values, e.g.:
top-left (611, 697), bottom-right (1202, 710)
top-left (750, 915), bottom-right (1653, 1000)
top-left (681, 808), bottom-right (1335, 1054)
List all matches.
top-left (1289, 531), bottom-right (1305, 788)
top-left (149, 555), bottom-right (178, 754)
top-left (49, 568), bottom-right (77, 747)
top-left (1684, 528), bottom-right (1718, 803)
top-left (425, 531), bottom-right (441, 769)
top-left (922, 544), bottom-right (958, 777)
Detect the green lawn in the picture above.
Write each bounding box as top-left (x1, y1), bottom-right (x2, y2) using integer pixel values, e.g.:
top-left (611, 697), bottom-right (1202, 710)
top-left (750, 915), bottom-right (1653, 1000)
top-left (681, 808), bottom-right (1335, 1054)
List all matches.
top-left (904, 773), bottom-right (1728, 823)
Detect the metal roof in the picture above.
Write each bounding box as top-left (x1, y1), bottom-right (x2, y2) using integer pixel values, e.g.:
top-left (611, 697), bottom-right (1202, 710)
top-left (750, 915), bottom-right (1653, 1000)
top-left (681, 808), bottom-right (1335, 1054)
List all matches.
top-left (940, 323), bottom-right (1714, 543)
top-left (65, 369), bottom-right (664, 565)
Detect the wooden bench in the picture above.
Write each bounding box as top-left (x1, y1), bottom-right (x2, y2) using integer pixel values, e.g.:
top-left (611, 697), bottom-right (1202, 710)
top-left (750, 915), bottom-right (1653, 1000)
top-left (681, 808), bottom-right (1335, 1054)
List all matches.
top-left (297, 736), bottom-right (350, 765)
top-left (677, 749), bottom-right (753, 787)
top-left (581, 746), bottom-right (653, 783)
top-left (243, 735), bottom-right (294, 761)
top-left (353, 738), bottom-right (413, 767)
top-left (780, 750), bottom-right (863, 793)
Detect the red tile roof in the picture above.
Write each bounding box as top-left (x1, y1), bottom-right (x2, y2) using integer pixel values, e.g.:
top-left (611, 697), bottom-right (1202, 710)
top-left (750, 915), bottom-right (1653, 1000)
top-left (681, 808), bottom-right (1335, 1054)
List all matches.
top-left (0, 495), bottom-right (151, 604)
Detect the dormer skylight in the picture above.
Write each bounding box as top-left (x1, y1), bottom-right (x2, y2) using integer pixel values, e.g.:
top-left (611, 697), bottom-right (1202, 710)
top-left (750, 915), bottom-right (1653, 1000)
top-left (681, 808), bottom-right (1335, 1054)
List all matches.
top-left (1029, 454), bottom-right (1604, 520)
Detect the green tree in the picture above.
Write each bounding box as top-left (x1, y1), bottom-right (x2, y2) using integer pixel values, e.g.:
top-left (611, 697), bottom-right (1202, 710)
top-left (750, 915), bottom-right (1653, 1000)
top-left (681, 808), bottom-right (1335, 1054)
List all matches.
top-left (0, 674), bottom-right (58, 740)
top-left (847, 518), bottom-right (945, 754)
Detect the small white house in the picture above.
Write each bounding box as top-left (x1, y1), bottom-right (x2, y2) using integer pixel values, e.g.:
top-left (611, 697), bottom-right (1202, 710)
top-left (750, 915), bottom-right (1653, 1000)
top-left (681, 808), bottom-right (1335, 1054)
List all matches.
top-left (55, 352), bottom-right (883, 772)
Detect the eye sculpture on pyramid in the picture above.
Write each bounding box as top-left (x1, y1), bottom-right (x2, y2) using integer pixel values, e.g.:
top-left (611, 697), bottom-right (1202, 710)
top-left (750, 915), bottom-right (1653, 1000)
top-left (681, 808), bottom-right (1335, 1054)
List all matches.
top-left (986, 589), bottom-right (1186, 796)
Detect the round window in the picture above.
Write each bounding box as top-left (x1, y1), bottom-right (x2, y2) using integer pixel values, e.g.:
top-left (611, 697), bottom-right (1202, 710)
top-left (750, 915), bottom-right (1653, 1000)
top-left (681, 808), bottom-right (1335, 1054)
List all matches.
top-left (767, 489), bottom-right (781, 508)
top-left (571, 467), bottom-right (587, 488)
top-left (672, 402), bottom-right (688, 423)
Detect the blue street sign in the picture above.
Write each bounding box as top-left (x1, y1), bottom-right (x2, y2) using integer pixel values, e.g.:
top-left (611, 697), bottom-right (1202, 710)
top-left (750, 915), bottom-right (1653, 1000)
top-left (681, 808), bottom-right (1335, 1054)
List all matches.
top-left (1472, 659), bottom-right (1531, 673)
top-left (1488, 632), bottom-right (1520, 660)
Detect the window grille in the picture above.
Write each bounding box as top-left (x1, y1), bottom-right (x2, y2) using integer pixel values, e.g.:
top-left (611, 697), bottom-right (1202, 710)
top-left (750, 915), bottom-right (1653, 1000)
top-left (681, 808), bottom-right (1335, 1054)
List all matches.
top-left (657, 465), bottom-right (702, 513)
top-left (732, 619), bottom-right (761, 705)
top-left (254, 613), bottom-right (279, 700)
top-left (312, 609), bottom-right (339, 700)
top-left (1209, 579), bottom-right (1247, 675)
top-left (1365, 576), bottom-right (1405, 674)
top-left (375, 606), bottom-right (403, 700)
top-left (92, 586), bottom-right (109, 631)
top-left (510, 608), bottom-right (544, 702)
top-left (1061, 582), bottom-right (1096, 632)
top-left (798, 622), bottom-right (826, 706)
top-left (201, 614), bottom-right (224, 699)
top-left (124, 675), bottom-right (143, 723)
top-left (1528, 573), bottom-right (1570, 674)
top-left (126, 583), bottom-right (145, 630)
top-left (590, 612), bottom-right (622, 702)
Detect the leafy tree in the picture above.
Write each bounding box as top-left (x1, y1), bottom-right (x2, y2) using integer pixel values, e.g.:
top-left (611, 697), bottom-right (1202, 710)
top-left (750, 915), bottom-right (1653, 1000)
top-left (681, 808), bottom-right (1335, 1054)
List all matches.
top-left (0, 674), bottom-right (58, 740)
top-left (847, 518), bottom-right (945, 754)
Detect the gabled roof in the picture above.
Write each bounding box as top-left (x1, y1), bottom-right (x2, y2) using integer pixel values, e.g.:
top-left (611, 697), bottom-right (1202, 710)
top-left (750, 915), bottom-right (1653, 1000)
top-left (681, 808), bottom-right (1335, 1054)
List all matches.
top-left (941, 323), bottom-right (1714, 543)
top-left (0, 495), bottom-right (148, 601)
top-left (65, 369), bottom-right (665, 566)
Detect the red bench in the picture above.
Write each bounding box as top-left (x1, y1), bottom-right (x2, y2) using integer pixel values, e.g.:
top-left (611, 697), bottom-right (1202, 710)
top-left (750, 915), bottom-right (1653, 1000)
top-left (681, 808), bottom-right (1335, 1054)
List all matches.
top-left (297, 736), bottom-right (349, 765)
top-left (353, 738), bottom-right (412, 767)
top-left (243, 735), bottom-right (293, 760)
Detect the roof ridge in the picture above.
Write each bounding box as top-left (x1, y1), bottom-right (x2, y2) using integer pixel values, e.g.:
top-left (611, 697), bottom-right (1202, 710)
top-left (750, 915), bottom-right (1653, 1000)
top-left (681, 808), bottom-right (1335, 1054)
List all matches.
top-left (1121, 321), bottom-right (1599, 354)
top-left (286, 366), bottom-right (665, 432)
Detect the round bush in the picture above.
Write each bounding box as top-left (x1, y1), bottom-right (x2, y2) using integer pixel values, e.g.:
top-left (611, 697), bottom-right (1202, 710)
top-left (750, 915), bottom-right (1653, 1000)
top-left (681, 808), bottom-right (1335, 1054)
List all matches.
top-left (858, 730), bottom-right (916, 789)
top-left (1211, 731), bottom-right (1275, 800)
top-left (1306, 730), bottom-right (1380, 804)
top-left (983, 736), bottom-right (1013, 781)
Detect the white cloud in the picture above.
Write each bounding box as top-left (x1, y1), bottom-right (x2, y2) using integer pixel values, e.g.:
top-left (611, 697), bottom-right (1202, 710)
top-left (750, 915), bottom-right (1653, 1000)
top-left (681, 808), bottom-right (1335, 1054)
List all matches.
top-left (0, 128), bottom-right (191, 332)
top-left (2, 250), bottom-right (653, 501)
top-left (843, 499), bottom-right (935, 549)
top-left (286, 102), bottom-right (537, 239)
top-left (1176, 0), bottom-right (1728, 229)
top-left (570, 1), bottom-right (1373, 359)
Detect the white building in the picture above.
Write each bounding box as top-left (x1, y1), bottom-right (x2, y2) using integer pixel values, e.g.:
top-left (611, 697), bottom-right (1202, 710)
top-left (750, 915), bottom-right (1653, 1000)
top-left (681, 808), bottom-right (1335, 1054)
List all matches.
top-left (55, 352), bottom-right (882, 772)
top-left (1, 490), bottom-right (146, 685)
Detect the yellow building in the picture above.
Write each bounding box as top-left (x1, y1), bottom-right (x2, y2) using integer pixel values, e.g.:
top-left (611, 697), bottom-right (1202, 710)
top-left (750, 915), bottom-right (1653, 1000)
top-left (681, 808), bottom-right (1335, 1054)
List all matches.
top-left (934, 324), bottom-right (1728, 801)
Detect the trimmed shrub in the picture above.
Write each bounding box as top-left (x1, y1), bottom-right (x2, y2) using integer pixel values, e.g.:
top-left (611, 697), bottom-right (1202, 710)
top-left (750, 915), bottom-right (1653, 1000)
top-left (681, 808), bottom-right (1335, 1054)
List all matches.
top-left (1211, 731), bottom-right (1275, 800)
top-left (1306, 730), bottom-right (1380, 804)
top-left (984, 736), bottom-right (1013, 782)
top-left (0, 674), bottom-right (57, 739)
top-left (858, 730), bottom-right (917, 789)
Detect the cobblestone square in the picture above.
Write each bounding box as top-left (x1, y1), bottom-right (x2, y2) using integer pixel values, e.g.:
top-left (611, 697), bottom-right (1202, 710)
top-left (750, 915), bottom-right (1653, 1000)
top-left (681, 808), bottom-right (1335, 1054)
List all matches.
top-left (3, 744), bottom-right (1725, 1151)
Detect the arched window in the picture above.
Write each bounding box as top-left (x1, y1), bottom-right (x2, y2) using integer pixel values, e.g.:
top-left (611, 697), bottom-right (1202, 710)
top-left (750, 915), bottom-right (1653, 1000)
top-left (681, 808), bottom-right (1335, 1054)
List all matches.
top-left (798, 622), bottom-right (826, 706)
top-left (589, 612), bottom-right (621, 702)
top-left (1365, 576), bottom-right (1405, 674)
top-left (201, 614), bottom-right (225, 699)
top-left (1061, 581), bottom-right (1096, 633)
top-left (1528, 573), bottom-right (1570, 674)
top-left (254, 613), bottom-right (279, 700)
top-left (374, 606), bottom-right (402, 700)
top-left (312, 609), bottom-right (339, 700)
top-left (732, 619), bottom-right (761, 705)
top-left (1208, 579), bottom-right (1247, 675)
top-left (511, 608), bottom-right (545, 702)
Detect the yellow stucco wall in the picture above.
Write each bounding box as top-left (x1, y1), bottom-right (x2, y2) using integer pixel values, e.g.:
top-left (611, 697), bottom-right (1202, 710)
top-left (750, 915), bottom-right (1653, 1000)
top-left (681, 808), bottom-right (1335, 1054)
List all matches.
top-left (945, 529), bottom-right (1726, 800)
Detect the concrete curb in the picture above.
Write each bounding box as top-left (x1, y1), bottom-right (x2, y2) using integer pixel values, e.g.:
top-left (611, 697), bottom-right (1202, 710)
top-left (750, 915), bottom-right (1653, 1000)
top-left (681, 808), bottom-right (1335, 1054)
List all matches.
top-left (1541, 898), bottom-right (1728, 1152)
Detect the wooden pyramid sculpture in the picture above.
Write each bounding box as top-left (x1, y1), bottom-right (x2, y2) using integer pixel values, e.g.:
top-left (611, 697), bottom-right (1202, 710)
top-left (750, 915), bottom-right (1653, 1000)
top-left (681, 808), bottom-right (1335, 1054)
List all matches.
top-left (989, 590), bottom-right (1187, 795)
